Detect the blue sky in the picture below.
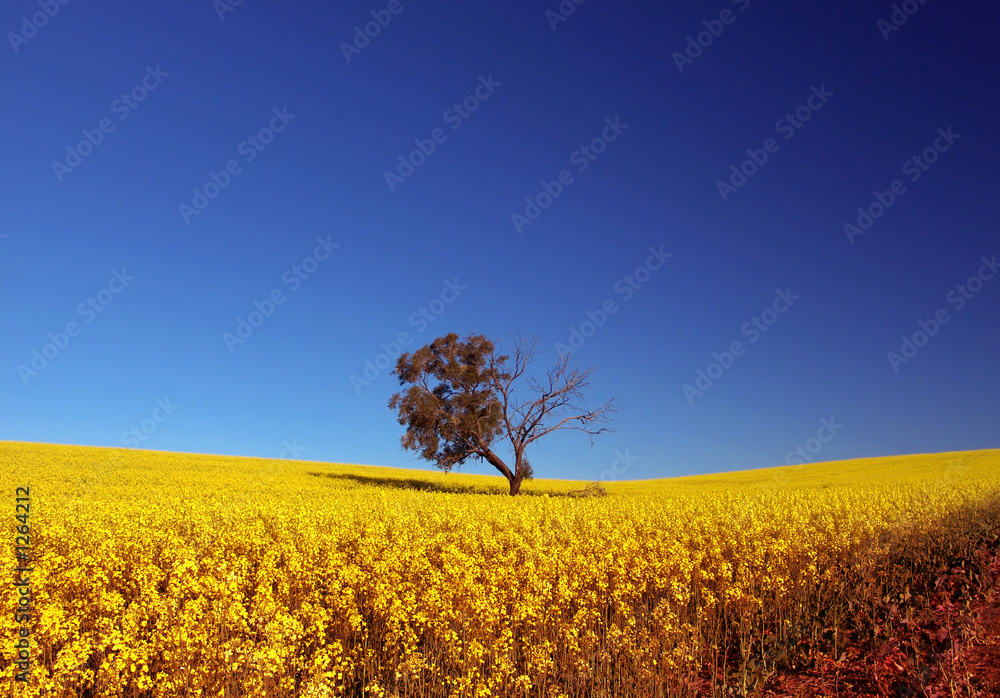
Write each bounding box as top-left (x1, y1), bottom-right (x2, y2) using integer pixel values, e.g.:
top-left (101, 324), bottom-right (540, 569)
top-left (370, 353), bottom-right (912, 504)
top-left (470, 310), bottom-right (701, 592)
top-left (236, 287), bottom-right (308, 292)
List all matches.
top-left (2, 0), bottom-right (998, 482)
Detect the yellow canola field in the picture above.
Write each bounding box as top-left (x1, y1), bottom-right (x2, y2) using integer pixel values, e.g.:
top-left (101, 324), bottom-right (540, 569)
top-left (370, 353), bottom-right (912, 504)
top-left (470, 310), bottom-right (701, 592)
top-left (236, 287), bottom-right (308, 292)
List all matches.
top-left (1, 442), bottom-right (998, 697)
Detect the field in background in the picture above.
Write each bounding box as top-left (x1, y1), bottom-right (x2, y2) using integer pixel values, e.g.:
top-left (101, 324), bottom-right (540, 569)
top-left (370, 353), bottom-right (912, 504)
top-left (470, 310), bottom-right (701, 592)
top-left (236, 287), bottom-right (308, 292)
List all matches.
top-left (2, 442), bottom-right (999, 696)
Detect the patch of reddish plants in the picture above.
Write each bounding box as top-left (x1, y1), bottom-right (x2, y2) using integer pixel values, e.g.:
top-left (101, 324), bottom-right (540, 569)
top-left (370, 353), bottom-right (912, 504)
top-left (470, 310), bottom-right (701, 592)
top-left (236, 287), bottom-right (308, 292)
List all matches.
top-left (757, 535), bottom-right (1000, 697)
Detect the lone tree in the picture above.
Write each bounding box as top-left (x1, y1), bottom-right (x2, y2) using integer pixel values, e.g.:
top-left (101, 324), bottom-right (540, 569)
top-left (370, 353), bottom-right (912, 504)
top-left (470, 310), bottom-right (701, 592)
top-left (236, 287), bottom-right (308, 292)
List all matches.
top-left (388, 333), bottom-right (617, 495)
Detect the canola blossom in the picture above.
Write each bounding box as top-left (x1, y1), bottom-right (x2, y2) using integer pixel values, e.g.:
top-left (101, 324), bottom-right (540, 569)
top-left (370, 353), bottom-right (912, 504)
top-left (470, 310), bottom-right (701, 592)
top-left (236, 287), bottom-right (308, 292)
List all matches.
top-left (1, 442), bottom-right (998, 697)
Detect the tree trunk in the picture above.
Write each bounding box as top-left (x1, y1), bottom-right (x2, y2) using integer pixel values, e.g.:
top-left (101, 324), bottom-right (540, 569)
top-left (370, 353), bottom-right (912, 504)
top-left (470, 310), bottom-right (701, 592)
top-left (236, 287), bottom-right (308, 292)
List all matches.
top-left (475, 446), bottom-right (522, 495)
top-left (509, 450), bottom-right (526, 496)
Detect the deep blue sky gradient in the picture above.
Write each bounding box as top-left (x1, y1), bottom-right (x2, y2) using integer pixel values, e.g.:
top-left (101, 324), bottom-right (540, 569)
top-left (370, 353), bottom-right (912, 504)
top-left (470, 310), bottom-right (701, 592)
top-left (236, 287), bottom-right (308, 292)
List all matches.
top-left (2, 0), bottom-right (998, 481)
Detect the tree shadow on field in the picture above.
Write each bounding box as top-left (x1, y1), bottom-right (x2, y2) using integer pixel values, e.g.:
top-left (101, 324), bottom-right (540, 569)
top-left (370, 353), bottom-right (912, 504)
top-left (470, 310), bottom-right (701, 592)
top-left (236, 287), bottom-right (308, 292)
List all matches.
top-left (306, 471), bottom-right (571, 498)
